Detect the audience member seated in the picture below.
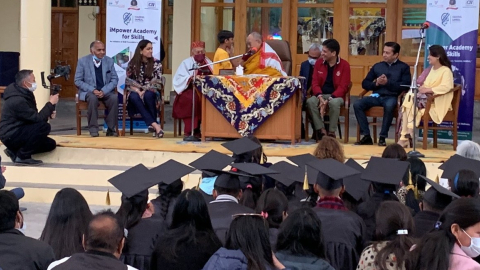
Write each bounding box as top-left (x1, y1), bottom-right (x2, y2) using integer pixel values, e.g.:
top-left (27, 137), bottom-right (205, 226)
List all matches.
top-left (148, 179), bottom-right (183, 225)
top-left (354, 42), bottom-right (411, 146)
top-left (0, 190), bottom-right (55, 270)
top-left (306, 39), bottom-right (351, 139)
top-left (48, 210), bottom-right (137, 270)
top-left (456, 140), bottom-right (480, 161)
top-left (151, 189), bottom-right (222, 270)
top-left (242, 32), bottom-right (287, 76)
top-left (74, 40), bottom-right (119, 137)
top-left (407, 198), bottom-right (480, 270)
top-left (40, 188), bottom-right (93, 259)
top-left (357, 201), bottom-right (415, 270)
top-left (275, 208), bottom-right (335, 270)
top-left (268, 161), bottom-right (306, 213)
top-left (202, 214), bottom-right (287, 270)
top-left (126, 39), bottom-right (164, 138)
top-left (0, 70), bottom-right (58, 165)
top-left (397, 157), bottom-right (427, 213)
top-left (0, 155), bottom-right (25, 200)
top-left (313, 136), bottom-right (346, 162)
top-left (397, 45), bottom-right (454, 148)
top-left (449, 169), bottom-right (480, 198)
top-left (414, 176), bottom-right (459, 238)
top-left (381, 143), bottom-right (408, 161)
top-left (255, 189), bottom-right (289, 249)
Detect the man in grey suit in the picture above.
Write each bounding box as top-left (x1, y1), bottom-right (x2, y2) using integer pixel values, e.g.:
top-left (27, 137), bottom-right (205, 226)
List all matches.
top-left (74, 41), bottom-right (119, 137)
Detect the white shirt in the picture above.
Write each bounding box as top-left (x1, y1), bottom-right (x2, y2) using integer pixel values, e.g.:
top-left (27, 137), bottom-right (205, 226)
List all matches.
top-left (93, 57), bottom-right (101, 68)
top-left (47, 256), bottom-right (138, 270)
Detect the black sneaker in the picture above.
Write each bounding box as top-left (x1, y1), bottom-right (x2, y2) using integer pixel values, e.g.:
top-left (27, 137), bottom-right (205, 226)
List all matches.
top-left (4, 148), bottom-right (16, 163)
top-left (14, 157), bottom-right (43, 166)
top-left (355, 136), bottom-right (373, 145)
top-left (106, 128), bottom-right (118, 137)
top-left (378, 137), bottom-right (387, 146)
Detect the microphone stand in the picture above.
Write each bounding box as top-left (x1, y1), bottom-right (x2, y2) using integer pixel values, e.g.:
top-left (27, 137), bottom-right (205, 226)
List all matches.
top-left (407, 28), bottom-right (426, 158)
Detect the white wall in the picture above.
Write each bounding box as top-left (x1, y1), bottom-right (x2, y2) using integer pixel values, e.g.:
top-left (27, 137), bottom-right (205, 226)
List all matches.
top-left (78, 6), bottom-right (97, 57)
top-left (0, 0), bottom-right (20, 52)
top-left (171, 0), bottom-right (192, 84)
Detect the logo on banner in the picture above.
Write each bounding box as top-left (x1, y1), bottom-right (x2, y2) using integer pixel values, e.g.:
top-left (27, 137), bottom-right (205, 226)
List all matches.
top-left (108, 0), bottom-right (125, 8)
top-left (441, 13), bottom-right (451, 25)
top-left (134, 16), bottom-right (145, 23)
top-left (146, 1), bottom-right (158, 10)
top-left (428, 0), bottom-right (444, 7)
top-left (464, 0), bottom-right (476, 7)
top-left (447, 0), bottom-right (459, 9)
top-left (123, 13), bottom-right (133, 25)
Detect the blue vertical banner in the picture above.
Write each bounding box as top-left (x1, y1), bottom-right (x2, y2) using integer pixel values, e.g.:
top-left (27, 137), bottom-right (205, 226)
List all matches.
top-left (425, 0), bottom-right (478, 140)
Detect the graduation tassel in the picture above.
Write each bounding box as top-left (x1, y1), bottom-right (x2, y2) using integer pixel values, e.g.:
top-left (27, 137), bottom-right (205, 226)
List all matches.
top-left (106, 190), bottom-right (111, 206)
top-left (196, 176), bottom-right (202, 190)
top-left (260, 151), bottom-right (265, 165)
top-left (434, 175), bottom-right (440, 184)
top-left (303, 165), bottom-right (309, 190)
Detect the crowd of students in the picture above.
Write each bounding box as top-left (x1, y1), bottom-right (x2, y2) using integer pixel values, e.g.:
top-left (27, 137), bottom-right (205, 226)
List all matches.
top-left (1, 137), bottom-right (480, 270)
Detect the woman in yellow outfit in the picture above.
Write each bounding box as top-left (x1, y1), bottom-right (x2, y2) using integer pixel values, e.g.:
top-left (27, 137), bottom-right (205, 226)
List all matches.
top-left (397, 45), bottom-right (454, 148)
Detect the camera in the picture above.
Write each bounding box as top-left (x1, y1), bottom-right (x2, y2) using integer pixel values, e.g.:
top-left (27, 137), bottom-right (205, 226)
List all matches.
top-left (41, 61), bottom-right (72, 95)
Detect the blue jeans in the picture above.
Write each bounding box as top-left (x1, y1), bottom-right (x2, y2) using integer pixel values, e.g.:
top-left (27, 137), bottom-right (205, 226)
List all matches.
top-left (353, 96), bottom-right (397, 138)
top-left (128, 91), bottom-right (157, 126)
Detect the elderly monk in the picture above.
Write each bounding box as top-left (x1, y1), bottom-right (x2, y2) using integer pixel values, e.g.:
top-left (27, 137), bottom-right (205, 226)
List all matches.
top-left (242, 32), bottom-right (287, 76)
top-left (173, 41), bottom-right (213, 138)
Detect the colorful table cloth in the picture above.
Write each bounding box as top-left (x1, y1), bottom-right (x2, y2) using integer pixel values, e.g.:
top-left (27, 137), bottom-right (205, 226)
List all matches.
top-left (195, 75), bottom-right (302, 136)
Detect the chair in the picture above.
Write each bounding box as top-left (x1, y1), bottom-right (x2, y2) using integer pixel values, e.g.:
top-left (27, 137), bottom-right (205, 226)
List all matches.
top-left (355, 91), bottom-right (405, 143)
top-left (304, 82), bottom-right (352, 143)
top-left (418, 84), bottom-right (462, 150)
top-left (75, 88), bottom-right (119, 136)
top-left (121, 76), bottom-right (165, 136)
top-left (265, 40), bottom-right (292, 76)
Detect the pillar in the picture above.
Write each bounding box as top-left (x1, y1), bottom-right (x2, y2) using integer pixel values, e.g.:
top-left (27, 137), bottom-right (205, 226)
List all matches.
top-left (20, 0), bottom-right (51, 107)
top-left (171, 0), bottom-right (192, 81)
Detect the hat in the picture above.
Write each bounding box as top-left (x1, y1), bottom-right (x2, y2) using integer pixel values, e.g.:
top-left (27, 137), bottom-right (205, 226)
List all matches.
top-left (440, 154), bottom-right (480, 179)
top-left (221, 137), bottom-right (262, 156)
top-left (420, 175), bottom-right (460, 210)
top-left (149, 160), bottom-right (196, 185)
top-left (230, 163), bottom-right (279, 176)
top-left (212, 170), bottom-right (249, 190)
top-left (189, 150), bottom-right (235, 177)
top-left (361, 157), bottom-right (409, 185)
top-left (268, 161), bottom-right (304, 187)
top-left (108, 164), bottom-right (153, 198)
top-left (287, 153), bottom-right (317, 167)
top-left (191, 41), bottom-right (205, 49)
top-left (307, 158), bottom-right (360, 190)
top-left (343, 158), bottom-right (370, 201)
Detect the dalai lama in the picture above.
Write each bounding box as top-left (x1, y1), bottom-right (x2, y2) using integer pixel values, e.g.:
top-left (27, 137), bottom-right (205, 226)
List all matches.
top-left (242, 32), bottom-right (287, 76)
top-left (173, 41), bottom-right (213, 139)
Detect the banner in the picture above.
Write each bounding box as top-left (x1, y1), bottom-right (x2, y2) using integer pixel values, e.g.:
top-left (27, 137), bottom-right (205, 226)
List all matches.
top-left (106, 0), bottom-right (162, 131)
top-left (424, 0), bottom-right (478, 141)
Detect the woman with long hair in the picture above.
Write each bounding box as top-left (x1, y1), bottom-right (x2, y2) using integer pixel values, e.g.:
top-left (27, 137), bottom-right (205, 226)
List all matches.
top-left (398, 45), bottom-right (454, 147)
top-left (381, 144), bottom-right (408, 161)
top-left (149, 179), bottom-right (183, 225)
top-left (126, 39), bottom-right (164, 138)
top-left (40, 188), bottom-right (92, 260)
top-left (275, 208), bottom-right (335, 270)
top-left (255, 189), bottom-right (289, 249)
top-left (313, 136), bottom-right (345, 162)
top-left (449, 169), bottom-right (480, 198)
top-left (151, 189), bottom-right (222, 270)
top-left (203, 214), bottom-right (286, 270)
top-left (407, 198), bottom-right (480, 270)
top-left (396, 157), bottom-right (427, 213)
top-left (357, 201), bottom-right (415, 270)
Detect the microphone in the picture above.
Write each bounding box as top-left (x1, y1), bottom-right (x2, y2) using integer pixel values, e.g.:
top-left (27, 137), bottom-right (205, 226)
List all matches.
top-left (242, 47), bottom-right (258, 61)
top-left (421, 22), bottom-right (430, 30)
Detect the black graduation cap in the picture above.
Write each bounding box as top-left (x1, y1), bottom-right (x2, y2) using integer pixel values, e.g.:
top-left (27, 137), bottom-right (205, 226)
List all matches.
top-left (420, 175), bottom-right (460, 209)
top-left (221, 137), bottom-right (261, 156)
top-left (108, 164), bottom-right (153, 198)
top-left (268, 161), bottom-right (304, 187)
top-left (211, 170), bottom-right (249, 190)
top-left (287, 153), bottom-right (317, 167)
top-left (343, 158), bottom-right (370, 201)
top-left (361, 157), bottom-right (409, 185)
top-left (189, 150), bottom-right (235, 177)
top-left (230, 163), bottom-right (279, 176)
top-left (149, 159), bottom-right (196, 185)
top-left (307, 159), bottom-right (360, 190)
top-left (440, 154), bottom-right (480, 180)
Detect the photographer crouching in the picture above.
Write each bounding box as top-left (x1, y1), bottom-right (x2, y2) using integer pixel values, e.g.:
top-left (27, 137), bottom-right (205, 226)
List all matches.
top-left (0, 70), bottom-right (58, 166)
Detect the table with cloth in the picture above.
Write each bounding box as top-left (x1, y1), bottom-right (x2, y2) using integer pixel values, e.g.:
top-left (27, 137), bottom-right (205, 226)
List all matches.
top-left (194, 75), bottom-right (303, 144)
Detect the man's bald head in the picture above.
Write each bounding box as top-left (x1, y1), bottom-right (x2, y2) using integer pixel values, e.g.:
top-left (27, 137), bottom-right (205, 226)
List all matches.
top-left (90, 40), bottom-right (106, 60)
top-left (84, 210), bottom-right (124, 254)
top-left (246, 32), bottom-right (263, 51)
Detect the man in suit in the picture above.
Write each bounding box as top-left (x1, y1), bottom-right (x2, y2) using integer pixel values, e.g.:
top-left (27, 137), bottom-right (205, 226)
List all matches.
top-left (0, 190), bottom-right (55, 270)
top-left (299, 43), bottom-right (321, 139)
top-left (74, 41), bottom-right (119, 137)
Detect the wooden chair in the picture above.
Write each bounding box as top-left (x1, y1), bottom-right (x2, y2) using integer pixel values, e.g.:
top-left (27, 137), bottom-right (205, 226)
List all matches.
top-left (418, 84), bottom-right (462, 150)
top-left (304, 82), bottom-right (352, 143)
top-left (121, 76), bottom-right (165, 136)
top-left (75, 88), bottom-right (120, 135)
top-left (356, 91), bottom-right (405, 143)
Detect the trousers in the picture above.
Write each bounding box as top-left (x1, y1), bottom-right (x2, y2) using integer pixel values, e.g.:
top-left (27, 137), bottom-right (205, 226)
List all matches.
top-left (306, 94), bottom-right (344, 133)
top-left (1, 121), bottom-right (56, 159)
top-left (86, 91), bottom-right (118, 132)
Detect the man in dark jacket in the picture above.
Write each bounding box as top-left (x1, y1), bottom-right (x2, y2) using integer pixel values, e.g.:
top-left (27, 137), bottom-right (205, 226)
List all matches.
top-left (0, 70), bottom-right (58, 165)
top-left (49, 210), bottom-right (137, 270)
top-left (353, 42), bottom-right (411, 146)
top-left (0, 190), bottom-right (55, 270)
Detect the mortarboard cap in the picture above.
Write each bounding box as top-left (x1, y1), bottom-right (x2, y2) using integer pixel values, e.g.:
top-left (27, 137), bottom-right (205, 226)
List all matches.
top-left (307, 159), bottom-right (360, 190)
top-left (149, 160), bottom-right (196, 185)
top-left (211, 170), bottom-right (249, 190)
top-left (343, 158), bottom-right (370, 201)
top-left (287, 153), bottom-right (317, 167)
top-left (268, 161), bottom-right (304, 187)
top-left (440, 154), bottom-right (480, 180)
top-left (221, 137), bottom-right (261, 156)
top-left (189, 150), bottom-right (235, 177)
top-left (230, 163), bottom-right (279, 176)
top-left (420, 175), bottom-right (460, 210)
top-left (361, 157), bottom-right (409, 186)
top-left (108, 164), bottom-right (153, 198)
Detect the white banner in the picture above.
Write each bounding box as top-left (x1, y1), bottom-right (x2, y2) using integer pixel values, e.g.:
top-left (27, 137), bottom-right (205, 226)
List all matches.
top-left (106, 0), bottom-right (162, 95)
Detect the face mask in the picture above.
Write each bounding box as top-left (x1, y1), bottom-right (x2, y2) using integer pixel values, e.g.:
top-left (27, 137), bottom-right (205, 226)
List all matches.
top-left (27, 82), bottom-right (37, 92)
top-left (93, 55), bottom-right (102, 62)
top-left (308, 58), bottom-right (317, 66)
top-left (460, 229), bottom-right (480, 258)
top-left (194, 54), bottom-right (206, 63)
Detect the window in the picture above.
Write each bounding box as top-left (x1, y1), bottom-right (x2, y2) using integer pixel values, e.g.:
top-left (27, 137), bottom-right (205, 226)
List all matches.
top-left (201, 6), bottom-right (235, 52)
top-left (296, 0), bottom-right (334, 54)
top-left (246, 0), bottom-right (284, 40)
top-left (348, 6), bottom-right (386, 56)
top-left (400, 0), bottom-right (426, 57)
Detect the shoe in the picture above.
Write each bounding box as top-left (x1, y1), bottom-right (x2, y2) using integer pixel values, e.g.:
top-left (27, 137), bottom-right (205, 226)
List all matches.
top-left (355, 136), bottom-right (373, 145)
top-left (106, 128), bottom-right (118, 137)
top-left (327, 132), bottom-right (336, 138)
top-left (14, 157), bottom-right (43, 166)
top-left (4, 148), bottom-right (16, 163)
top-left (156, 130), bottom-right (164, 138)
top-left (378, 137), bottom-right (387, 146)
top-left (397, 139), bottom-right (410, 148)
top-left (90, 131), bottom-right (99, 137)
top-left (315, 130), bottom-right (326, 141)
